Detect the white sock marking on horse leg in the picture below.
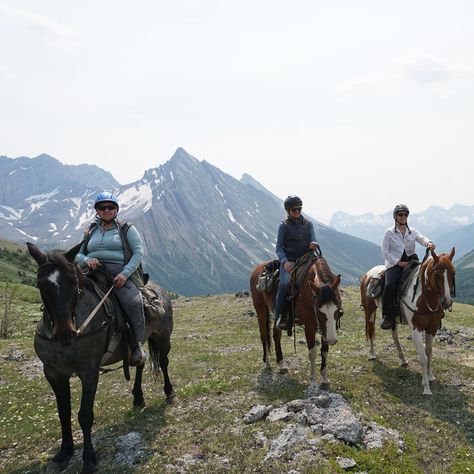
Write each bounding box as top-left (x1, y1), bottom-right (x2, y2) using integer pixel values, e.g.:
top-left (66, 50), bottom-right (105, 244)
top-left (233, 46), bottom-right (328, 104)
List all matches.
top-left (308, 346), bottom-right (316, 385)
top-left (425, 334), bottom-right (436, 381)
top-left (412, 329), bottom-right (431, 395)
top-left (391, 326), bottom-right (407, 366)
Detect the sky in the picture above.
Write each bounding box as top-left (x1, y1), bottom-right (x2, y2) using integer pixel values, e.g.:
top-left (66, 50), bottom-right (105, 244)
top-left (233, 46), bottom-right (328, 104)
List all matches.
top-left (1, 1), bottom-right (473, 224)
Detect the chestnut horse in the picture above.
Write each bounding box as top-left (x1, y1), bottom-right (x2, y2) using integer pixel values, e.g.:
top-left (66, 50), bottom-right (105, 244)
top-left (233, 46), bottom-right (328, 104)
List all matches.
top-left (250, 254), bottom-right (342, 389)
top-left (27, 242), bottom-right (175, 474)
top-left (360, 248), bottom-right (455, 395)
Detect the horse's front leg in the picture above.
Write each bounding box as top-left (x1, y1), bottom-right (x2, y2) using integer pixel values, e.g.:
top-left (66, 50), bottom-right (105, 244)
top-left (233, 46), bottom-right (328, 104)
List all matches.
top-left (304, 326), bottom-right (317, 388)
top-left (320, 341), bottom-right (330, 389)
top-left (411, 329), bottom-right (431, 395)
top-left (366, 308), bottom-right (377, 360)
top-left (425, 333), bottom-right (436, 382)
top-left (45, 371), bottom-right (74, 466)
top-left (390, 326), bottom-right (408, 367)
top-left (273, 324), bottom-right (286, 373)
top-left (78, 370), bottom-right (100, 473)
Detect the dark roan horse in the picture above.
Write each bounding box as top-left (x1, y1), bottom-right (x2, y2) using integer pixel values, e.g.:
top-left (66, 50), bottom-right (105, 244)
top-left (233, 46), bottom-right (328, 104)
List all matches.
top-left (27, 242), bottom-right (175, 474)
top-left (250, 253), bottom-right (343, 389)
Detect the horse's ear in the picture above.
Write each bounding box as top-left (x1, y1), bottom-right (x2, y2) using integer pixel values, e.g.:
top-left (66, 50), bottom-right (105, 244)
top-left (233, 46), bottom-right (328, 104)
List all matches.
top-left (64, 241), bottom-right (84, 263)
top-left (449, 247), bottom-right (455, 260)
top-left (430, 248), bottom-right (439, 262)
top-left (332, 274), bottom-right (341, 289)
top-left (26, 242), bottom-right (47, 266)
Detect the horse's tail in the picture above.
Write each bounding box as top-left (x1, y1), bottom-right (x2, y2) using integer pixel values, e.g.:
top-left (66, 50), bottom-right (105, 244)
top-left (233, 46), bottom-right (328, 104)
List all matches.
top-left (147, 338), bottom-right (161, 377)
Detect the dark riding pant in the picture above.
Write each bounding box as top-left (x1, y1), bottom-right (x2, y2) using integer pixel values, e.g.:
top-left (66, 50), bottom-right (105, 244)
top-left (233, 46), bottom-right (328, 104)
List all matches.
top-left (274, 262), bottom-right (291, 320)
top-left (382, 265), bottom-right (403, 318)
top-left (103, 263), bottom-right (145, 344)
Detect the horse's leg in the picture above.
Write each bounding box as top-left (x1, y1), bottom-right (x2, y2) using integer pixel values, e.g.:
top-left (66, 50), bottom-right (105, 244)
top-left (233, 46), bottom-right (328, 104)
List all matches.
top-left (132, 363), bottom-right (145, 408)
top-left (257, 306), bottom-right (271, 369)
top-left (78, 370), bottom-right (99, 473)
top-left (425, 333), bottom-right (436, 382)
top-left (411, 329), bottom-right (431, 395)
top-left (45, 371), bottom-right (74, 465)
top-left (390, 325), bottom-right (408, 367)
top-left (366, 307), bottom-right (377, 360)
top-left (320, 340), bottom-right (330, 389)
top-left (149, 335), bottom-right (175, 400)
top-left (304, 326), bottom-right (317, 388)
top-left (273, 324), bottom-right (286, 373)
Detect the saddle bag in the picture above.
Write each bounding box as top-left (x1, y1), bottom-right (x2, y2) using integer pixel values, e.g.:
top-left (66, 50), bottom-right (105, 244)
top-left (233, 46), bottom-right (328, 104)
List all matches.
top-left (140, 284), bottom-right (166, 321)
top-left (256, 260), bottom-right (280, 293)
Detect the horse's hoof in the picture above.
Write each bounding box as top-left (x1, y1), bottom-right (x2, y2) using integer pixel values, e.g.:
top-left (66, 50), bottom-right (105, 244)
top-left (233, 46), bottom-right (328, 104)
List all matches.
top-left (166, 393), bottom-right (177, 404)
top-left (47, 460), bottom-right (71, 473)
top-left (278, 367), bottom-right (288, 374)
top-left (400, 362), bottom-right (409, 368)
top-left (80, 463), bottom-right (98, 474)
top-left (319, 382), bottom-right (330, 391)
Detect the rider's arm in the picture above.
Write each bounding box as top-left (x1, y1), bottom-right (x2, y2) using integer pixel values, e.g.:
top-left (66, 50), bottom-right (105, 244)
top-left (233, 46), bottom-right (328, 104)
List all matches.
top-left (121, 225), bottom-right (145, 278)
top-left (275, 222), bottom-right (287, 263)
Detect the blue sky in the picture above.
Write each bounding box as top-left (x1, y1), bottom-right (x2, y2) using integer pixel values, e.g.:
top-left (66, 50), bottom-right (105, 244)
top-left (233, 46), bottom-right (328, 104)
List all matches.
top-left (1, 1), bottom-right (473, 223)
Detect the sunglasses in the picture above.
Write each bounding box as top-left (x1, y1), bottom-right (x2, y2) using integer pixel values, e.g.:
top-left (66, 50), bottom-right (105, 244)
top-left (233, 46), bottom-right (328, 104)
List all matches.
top-left (291, 207), bottom-right (302, 212)
top-left (397, 213), bottom-right (408, 217)
top-left (97, 205), bottom-right (117, 211)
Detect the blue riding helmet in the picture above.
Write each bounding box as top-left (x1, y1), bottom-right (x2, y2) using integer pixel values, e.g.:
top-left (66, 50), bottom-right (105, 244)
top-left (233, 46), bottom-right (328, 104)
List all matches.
top-left (94, 192), bottom-right (119, 210)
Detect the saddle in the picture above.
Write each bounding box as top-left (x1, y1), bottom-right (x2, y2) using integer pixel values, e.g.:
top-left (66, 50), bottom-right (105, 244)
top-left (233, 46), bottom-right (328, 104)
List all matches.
top-left (256, 260), bottom-right (280, 293)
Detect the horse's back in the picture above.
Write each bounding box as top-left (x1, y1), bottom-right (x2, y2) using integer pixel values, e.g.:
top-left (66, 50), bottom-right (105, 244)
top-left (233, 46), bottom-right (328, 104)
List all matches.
top-left (145, 280), bottom-right (173, 335)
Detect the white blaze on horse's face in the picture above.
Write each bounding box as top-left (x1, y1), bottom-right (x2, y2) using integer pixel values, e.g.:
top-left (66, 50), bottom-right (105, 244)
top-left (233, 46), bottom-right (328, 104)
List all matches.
top-left (441, 269), bottom-right (453, 309)
top-left (47, 270), bottom-right (61, 291)
top-left (319, 302), bottom-right (338, 345)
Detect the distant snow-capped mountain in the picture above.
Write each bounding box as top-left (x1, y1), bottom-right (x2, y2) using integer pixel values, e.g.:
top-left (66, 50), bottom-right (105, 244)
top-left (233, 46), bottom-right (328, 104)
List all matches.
top-left (330, 205), bottom-right (474, 258)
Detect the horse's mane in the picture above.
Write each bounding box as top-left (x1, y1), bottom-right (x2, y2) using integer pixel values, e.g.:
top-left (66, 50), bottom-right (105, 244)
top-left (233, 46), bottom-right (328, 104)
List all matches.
top-left (40, 250), bottom-right (86, 288)
top-left (315, 258), bottom-right (335, 284)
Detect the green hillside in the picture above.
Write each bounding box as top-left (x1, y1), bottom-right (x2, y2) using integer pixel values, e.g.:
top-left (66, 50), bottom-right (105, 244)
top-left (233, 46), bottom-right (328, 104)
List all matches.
top-left (0, 239), bottom-right (36, 287)
top-left (455, 249), bottom-right (474, 305)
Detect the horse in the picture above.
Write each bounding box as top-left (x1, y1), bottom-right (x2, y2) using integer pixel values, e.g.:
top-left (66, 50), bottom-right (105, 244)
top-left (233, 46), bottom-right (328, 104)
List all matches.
top-left (250, 253), bottom-right (343, 389)
top-left (27, 242), bottom-right (175, 474)
top-left (360, 248), bottom-right (456, 395)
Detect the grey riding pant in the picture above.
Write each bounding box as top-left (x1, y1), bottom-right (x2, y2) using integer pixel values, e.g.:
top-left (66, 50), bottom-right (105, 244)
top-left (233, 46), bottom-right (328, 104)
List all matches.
top-left (103, 262), bottom-right (145, 344)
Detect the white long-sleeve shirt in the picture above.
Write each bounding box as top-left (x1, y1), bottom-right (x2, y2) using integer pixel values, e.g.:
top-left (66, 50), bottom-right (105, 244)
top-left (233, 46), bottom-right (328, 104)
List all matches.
top-left (381, 225), bottom-right (431, 268)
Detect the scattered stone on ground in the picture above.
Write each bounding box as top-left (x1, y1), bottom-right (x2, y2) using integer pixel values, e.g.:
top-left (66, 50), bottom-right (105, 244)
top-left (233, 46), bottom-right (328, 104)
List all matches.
top-left (243, 386), bottom-right (404, 460)
top-left (115, 432), bottom-right (146, 466)
top-left (336, 456), bottom-right (357, 469)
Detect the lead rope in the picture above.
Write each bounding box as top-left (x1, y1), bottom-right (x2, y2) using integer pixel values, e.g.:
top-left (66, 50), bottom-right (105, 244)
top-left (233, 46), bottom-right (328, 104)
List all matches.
top-left (76, 284), bottom-right (115, 335)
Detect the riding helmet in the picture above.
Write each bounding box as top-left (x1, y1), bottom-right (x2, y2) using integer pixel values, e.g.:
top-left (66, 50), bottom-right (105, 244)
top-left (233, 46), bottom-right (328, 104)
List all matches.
top-left (94, 191), bottom-right (119, 210)
top-left (284, 195), bottom-right (303, 211)
top-left (393, 203), bottom-right (409, 218)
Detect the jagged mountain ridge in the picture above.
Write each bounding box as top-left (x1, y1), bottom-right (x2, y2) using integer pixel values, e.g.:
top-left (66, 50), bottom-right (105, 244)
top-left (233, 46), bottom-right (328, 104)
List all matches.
top-left (0, 148), bottom-right (381, 295)
top-left (330, 205), bottom-right (474, 259)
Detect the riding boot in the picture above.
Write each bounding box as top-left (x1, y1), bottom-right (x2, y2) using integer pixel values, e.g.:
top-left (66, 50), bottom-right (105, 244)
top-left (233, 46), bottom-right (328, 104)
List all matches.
top-left (380, 314), bottom-right (393, 330)
top-left (130, 342), bottom-right (146, 366)
top-left (275, 285), bottom-right (289, 330)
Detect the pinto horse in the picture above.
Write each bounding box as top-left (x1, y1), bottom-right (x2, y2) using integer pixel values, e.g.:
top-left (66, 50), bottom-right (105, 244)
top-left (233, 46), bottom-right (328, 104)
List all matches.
top-left (250, 254), bottom-right (342, 389)
top-left (360, 248), bottom-right (455, 395)
top-left (27, 242), bottom-right (175, 474)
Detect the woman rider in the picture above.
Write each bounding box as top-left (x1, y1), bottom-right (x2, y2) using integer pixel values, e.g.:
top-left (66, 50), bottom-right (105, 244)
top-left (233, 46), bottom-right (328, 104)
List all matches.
top-left (380, 204), bottom-right (436, 330)
top-left (75, 192), bottom-right (147, 366)
top-left (274, 195), bottom-right (319, 330)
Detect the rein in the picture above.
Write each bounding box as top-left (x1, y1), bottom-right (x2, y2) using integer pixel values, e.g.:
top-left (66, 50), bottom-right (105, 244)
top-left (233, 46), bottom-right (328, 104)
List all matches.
top-left (76, 284), bottom-right (115, 335)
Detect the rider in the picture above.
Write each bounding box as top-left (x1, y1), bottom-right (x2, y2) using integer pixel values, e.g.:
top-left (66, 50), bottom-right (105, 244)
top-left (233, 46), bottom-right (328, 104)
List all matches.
top-left (75, 192), bottom-right (147, 366)
top-left (380, 204), bottom-right (436, 330)
top-left (274, 195), bottom-right (319, 330)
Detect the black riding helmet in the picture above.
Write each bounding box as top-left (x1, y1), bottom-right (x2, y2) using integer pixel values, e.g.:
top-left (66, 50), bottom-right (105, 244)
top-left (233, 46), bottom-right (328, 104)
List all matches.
top-left (284, 195), bottom-right (303, 211)
top-left (393, 204), bottom-right (409, 218)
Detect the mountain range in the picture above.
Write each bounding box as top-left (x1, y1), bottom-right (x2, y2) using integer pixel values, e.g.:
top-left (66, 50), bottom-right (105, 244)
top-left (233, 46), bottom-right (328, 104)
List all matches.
top-left (330, 205), bottom-right (474, 259)
top-left (0, 149), bottom-right (382, 295)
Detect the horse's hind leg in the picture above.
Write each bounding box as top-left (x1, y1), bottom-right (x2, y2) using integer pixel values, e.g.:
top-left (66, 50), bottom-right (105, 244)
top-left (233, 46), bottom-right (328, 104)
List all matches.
top-left (78, 371), bottom-right (100, 473)
top-left (150, 336), bottom-right (175, 400)
top-left (411, 329), bottom-right (431, 395)
top-left (45, 372), bottom-right (74, 466)
top-left (390, 326), bottom-right (408, 367)
top-left (365, 308), bottom-right (377, 360)
top-left (132, 364), bottom-right (145, 408)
